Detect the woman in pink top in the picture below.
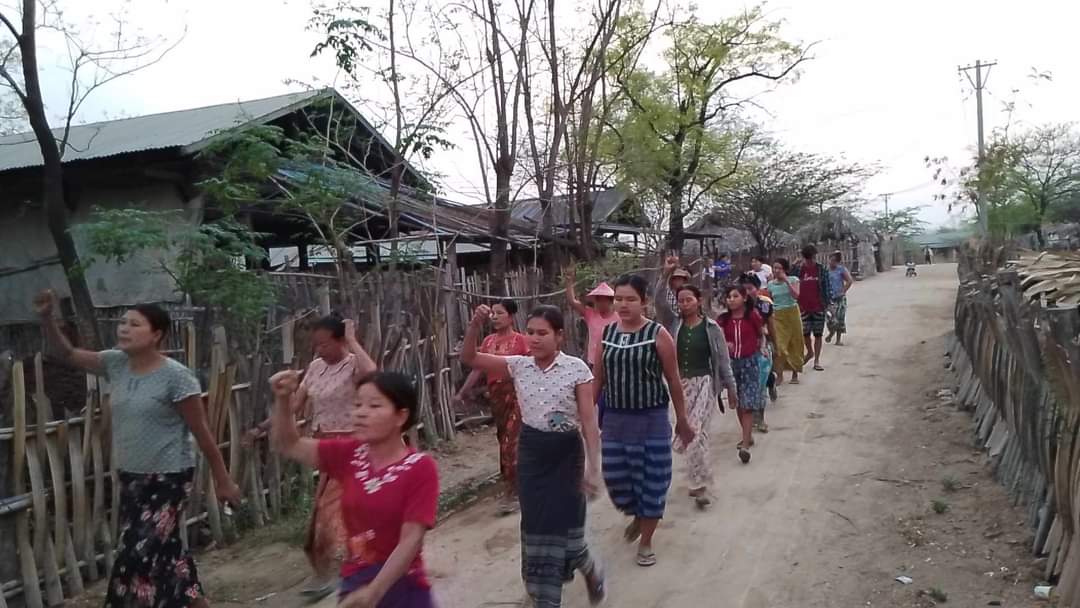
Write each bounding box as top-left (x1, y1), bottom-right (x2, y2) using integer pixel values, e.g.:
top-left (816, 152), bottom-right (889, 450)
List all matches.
top-left (564, 267), bottom-right (617, 368)
top-left (454, 300), bottom-right (529, 515)
top-left (248, 315), bottom-right (376, 599)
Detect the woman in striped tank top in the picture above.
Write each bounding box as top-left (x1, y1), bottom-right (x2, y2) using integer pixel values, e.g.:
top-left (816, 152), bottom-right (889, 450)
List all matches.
top-left (594, 274), bottom-right (696, 568)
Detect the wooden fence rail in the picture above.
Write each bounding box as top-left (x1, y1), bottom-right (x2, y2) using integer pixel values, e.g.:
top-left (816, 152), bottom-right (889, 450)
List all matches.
top-left (950, 245), bottom-right (1080, 602)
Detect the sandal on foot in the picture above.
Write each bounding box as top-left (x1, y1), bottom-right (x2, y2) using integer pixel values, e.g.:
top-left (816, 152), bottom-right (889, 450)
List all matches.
top-left (813, 364), bottom-right (825, 372)
top-left (789, 377), bottom-right (801, 385)
top-left (623, 519), bottom-right (641, 543)
top-left (584, 563), bottom-right (606, 605)
top-left (636, 550), bottom-right (657, 567)
top-left (737, 447), bottom-right (751, 464)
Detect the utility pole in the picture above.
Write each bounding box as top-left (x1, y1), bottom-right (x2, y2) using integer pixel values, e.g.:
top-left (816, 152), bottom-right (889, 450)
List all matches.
top-left (959, 59), bottom-right (997, 237)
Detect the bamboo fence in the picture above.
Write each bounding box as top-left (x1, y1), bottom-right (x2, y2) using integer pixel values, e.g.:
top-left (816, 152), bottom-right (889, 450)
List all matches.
top-left (949, 245), bottom-right (1080, 601)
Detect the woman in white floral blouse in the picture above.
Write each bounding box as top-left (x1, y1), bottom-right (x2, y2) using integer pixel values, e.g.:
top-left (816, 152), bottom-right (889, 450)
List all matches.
top-left (462, 304), bottom-right (606, 608)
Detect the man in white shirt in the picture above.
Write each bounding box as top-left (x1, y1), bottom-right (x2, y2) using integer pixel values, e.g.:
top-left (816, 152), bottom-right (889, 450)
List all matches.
top-left (751, 255), bottom-right (773, 287)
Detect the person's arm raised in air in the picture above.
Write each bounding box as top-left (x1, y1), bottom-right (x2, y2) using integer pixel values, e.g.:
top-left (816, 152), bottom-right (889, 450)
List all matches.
top-left (269, 370), bottom-right (320, 467)
top-left (565, 266), bottom-right (588, 317)
top-left (344, 318), bottom-right (377, 380)
top-left (461, 305), bottom-right (510, 378)
top-left (33, 290), bottom-right (103, 373)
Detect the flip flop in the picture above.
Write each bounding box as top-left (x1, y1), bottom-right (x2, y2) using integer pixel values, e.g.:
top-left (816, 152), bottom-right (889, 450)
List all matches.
top-left (789, 377), bottom-right (801, 385)
top-left (623, 519), bottom-right (641, 543)
top-left (636, 550), bottom-right (657, 567)
top-left (814, 365), bottom-right (825, 371)
top-left (738, 448), bottom-right (751, 464)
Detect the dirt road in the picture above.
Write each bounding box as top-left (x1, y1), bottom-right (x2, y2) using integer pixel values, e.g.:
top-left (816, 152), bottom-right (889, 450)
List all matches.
top-left (414, 263), bottom-right (1039, 607)
top-left (72, 264), bottom-right (1042, 607)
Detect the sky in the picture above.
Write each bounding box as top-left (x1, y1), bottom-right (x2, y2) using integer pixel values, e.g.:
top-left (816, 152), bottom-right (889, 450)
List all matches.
top-left (14, 0), bottom-right (1080, 231)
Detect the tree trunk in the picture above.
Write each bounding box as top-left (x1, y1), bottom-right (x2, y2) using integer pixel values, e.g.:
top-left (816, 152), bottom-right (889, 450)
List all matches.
top-left (666, 183), bottom-right (685, 253)
top-left (490, 169), bottom-right (511, 297)
top-left (18, 1), bottom-right (101, 349)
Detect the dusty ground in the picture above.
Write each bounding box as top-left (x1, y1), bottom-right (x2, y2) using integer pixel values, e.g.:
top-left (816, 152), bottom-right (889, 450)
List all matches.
top-left (73, 264), bottom-right (1047, 607)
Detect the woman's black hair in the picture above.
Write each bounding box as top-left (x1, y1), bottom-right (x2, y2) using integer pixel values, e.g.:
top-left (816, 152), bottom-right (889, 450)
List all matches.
top-left (357, 371), bottom-right (419, 431)
top-left (739, 272), bottom-right (761, 288)
top-left (527, 305), bottom-right (564, 331)
top-left (676, 284), bottom-right (702, 300)
top-left (719, 285), bottom-right (754, 321)
top-left (801, 244), bottom-right (818, 260)
top-left (751, 255), bottom-right (766, 264)
top-left (612, 273), bottom-right (650, 300)
top-left (493, 299), bottom-right (519, 315)
top-left (774, 257), bottom-right (792, 273)
top-left (312, 314), bottom-right (346, 339)
top-left (132, 304), bottom-right (171, 344)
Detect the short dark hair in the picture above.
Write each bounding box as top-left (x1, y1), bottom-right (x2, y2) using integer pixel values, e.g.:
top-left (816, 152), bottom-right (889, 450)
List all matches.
top-left (132, 304), bottom-right (171, 343)
top-left (676, 284), bottom-right (702, 300)
top-left (312, 314), bottom-right (346, 339)
top-left (751, 255), bottom-right (766, 264)
top-left (775, 258), bottom-right (792, 272)
top-left (739, 272), bottom-right (761, 288)
top-left (358, 371), bottom-right (419, 431)
top-left (493, 299), bottom-right (519, 315)
top-left (801, 244), bottom-right (818, 259)
top-left (527, 305), bottom-right (564, 331)
top-left (613, 274), bottom-right (650, 300)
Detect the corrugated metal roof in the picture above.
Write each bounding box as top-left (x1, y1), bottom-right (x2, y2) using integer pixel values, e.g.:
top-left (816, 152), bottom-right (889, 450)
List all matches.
top-left (0, 90), bottom-right (323, 172)
top-left (510, 189), bottom-right (629, 226)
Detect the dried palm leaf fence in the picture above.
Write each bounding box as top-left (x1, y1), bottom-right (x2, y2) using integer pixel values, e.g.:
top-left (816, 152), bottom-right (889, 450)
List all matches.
top-left (0, 263), bottom-right (563, 606)
top-left (949, 244), bottom-right (1080, 601)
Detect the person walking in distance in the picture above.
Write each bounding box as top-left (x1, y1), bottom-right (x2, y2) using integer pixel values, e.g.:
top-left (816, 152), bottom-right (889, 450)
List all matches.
top-left (454, 299), bottom-right (529, 516)
top-left (794, 245), bottom-right (832, 372)
top-left (718, 285), bottom-right (768, 464)
top-left (595, 274), bottom-right (695, 567)
top-left (826, 252), bottom-right (855, 347)
top-left (246, 314), bottom-right (377, 599)
top-left (768, 259), bottom-right (804, 385)
top-left (462, 305), bottom-right (607, 608)
top-left (654, 256), bottom-right (692, 329)
top-left (750, 256), bottom-right (773, 288)
top-left (269, 370), bottom-right (439, 608)
top-left (672, 284), bottom-right (738, 508)
top-left (33, 290), bottom-right (242, 608)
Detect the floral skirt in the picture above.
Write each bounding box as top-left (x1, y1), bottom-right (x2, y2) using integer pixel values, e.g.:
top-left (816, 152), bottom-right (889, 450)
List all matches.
top-left (489, 380), bottom-right (523, 489)
top-left (105, 469), bottom-right (202, 608)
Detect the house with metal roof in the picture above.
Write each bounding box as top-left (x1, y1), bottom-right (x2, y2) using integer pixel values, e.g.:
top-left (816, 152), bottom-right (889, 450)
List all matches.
top-left (0, 88), bottom-right (526, 323)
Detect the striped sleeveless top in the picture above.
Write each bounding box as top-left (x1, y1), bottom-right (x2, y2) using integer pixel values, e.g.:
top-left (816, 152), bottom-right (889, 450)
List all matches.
top-left (601, 320), bottom-right (669, 411)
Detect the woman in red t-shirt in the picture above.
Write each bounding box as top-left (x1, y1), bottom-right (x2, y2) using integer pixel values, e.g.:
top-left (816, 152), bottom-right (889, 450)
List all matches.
top-left (718, 285), bottom-right (767, 464)
top-left (270, 369), bottom-right (439, 608)
top-left (454, 299), bottom-right (530, 515)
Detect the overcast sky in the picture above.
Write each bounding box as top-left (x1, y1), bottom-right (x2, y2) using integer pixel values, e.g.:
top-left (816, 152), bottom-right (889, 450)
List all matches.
top-left (22, 0), bottom-right (1080, 230)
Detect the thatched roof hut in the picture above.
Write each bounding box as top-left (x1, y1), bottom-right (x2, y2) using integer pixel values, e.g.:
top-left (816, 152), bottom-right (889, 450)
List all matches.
top-left (795, 206), bottom-right (876, 244)
top-left (686, 214), bottom-right (798, 254)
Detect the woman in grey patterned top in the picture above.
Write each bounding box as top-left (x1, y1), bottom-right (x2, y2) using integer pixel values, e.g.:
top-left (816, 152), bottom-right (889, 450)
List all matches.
top-left (35, 290), bottom-right (240, 608)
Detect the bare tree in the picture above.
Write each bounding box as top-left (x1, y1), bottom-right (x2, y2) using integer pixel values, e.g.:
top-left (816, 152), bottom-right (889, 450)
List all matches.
top-left (0, 1), bottom-right (180, 347)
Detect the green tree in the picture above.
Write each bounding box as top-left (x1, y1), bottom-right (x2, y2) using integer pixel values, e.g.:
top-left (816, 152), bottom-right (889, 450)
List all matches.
top-left (870, 206), bottom-right (928, 238)
top-left (1007, 123), bottom-right (1080, 245)
top-left (605, 5), bottom-right (809, 251)
top-left (705, 148), bottom-right (870, 254)
top-left (76, 208), bottom-right (276, 342)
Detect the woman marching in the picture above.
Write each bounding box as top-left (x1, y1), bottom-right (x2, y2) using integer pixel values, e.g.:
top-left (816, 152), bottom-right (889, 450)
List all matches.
top-left (672, 284), bottom-right (738, 508)
top-left (454, 299), bottom-right (529, 516)
top-left (461, 304), bottom-right (606, 608)
top-left (595, 274), bottom-right (696, 568)
top-left (247, 315), bottom-right (377, 600)
top-left (33, 290), bottom-right (242, 607)
top-left (269, 369), bottom-right (439, 608)
top-left (767, 258), bottom-right (804, 385)
top-left (718, 285), bottom-right (768, 464)
top-left (739, 273), bottom-right (779, 431)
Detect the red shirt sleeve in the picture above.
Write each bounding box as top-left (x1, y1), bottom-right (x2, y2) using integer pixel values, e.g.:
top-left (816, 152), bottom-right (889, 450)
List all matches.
top-left (403, 454), bottom-right (440, 529)
top-left (317, 438), bottom-right (360, 481)
top-left (512, 333), bottom-right (530, 356)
